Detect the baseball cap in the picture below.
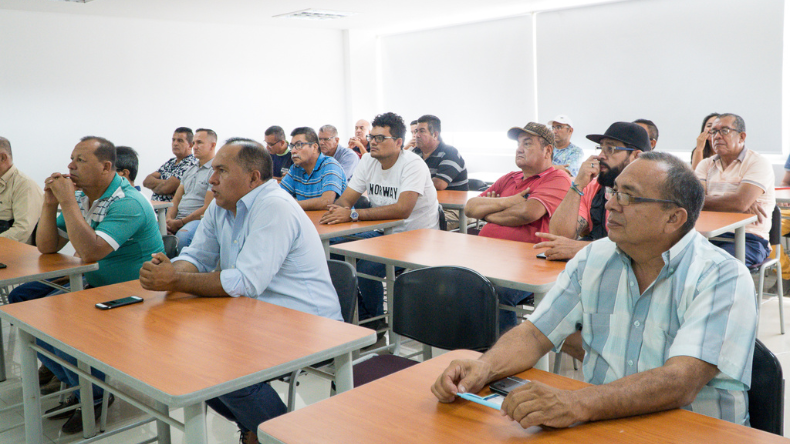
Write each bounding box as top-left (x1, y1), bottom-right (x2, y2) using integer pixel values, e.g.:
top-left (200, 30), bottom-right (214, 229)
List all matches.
top-left (548, 115), bottom-right (574, 128)
top-left (586, 122), bottom-right (652, 152)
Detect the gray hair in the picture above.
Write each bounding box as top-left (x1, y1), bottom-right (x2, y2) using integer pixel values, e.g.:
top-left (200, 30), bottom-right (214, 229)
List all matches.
top-left (224, 137), bottom-right (272, 181)
top-left (638, 151), bottom-right (704, 235)
top-left (718, 113), bottom-right (746, 132)
top-left (319, 125), bottom-right (338, 137)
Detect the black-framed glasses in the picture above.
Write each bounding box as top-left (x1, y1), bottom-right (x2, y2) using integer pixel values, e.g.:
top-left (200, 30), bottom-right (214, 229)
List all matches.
top-left (288, 142), bottom-right (314, 151)
top-left (366, 134), bottom-right (397, 143)
top-left (605, 187), bottom-right (679, 207)
top-left (596, 145), bottom-right (636, 156)
top-left (708, 127), bottom-right (740, 137)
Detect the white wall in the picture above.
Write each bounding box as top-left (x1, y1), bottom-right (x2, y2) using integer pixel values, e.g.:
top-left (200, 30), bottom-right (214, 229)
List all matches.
top-left (0, 9), bottom-right (348, 193)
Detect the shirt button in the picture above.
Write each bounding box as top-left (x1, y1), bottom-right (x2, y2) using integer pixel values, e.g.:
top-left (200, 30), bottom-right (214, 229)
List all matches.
top-left (628, 360), bottom-right (634, 366)
top-left (634, 321), bottom-right (640, 327)
top-left (669, 268), bottom-right (674, 273)
top-left (630, 281), bottom-right (635, 286)
top-left (234, 240), bottom-right (238, 244)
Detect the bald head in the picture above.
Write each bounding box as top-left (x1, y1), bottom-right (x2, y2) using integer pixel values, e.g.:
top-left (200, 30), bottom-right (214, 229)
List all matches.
top-left (0, 137), bottom-right (12, 158)
top-left (354, 119), bottom-right (371, 139)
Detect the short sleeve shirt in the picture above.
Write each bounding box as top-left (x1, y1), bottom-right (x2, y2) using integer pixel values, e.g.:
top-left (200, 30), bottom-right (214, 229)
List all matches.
top-left (152, 155), bottom-right (198, 202)
top-left (280, 154), bottom-right (347, 201)
top-left (332, 145), bottom-right (359, 180)
top-left (478, 167), bottom-right (571, 243)
top-left (552, 142), bottom-right (584, 177)
top-left (57, 175), bottom-right (164, 287)
top-left (177, 159), bottom-right (214, 218)
top-left (412, 142), bottom-right (468, 191)
top-left (695, 148), bottom-right (775, 239)
top-left (348, 150), bottom-right (439, 233)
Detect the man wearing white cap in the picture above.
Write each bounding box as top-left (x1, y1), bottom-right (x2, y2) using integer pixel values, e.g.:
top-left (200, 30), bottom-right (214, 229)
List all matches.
top-left (548, 115), bottom-right (584, 177)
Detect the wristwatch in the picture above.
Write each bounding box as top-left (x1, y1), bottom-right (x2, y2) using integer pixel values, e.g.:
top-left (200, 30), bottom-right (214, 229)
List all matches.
top-left (350, 209), bottom-right (359, 222)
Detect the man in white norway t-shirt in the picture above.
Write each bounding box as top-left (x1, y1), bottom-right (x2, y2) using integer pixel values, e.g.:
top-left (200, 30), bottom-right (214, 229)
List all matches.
top-left (321, 111), bottom-right (439, 322)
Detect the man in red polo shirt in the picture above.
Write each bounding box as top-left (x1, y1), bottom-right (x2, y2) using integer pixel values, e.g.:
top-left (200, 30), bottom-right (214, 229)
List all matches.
top-left (465, 122), bottom-right (570, 332)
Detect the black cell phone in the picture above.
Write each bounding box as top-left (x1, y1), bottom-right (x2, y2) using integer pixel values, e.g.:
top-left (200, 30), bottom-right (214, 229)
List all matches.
top-left (95, 296), bottom-right (143, 310)
top-left (536, 252), bottom-right (547, 259)
top-left (0, 262), bottom-right (7, 269)
top-left (489, 376), bottom-right (529, 396)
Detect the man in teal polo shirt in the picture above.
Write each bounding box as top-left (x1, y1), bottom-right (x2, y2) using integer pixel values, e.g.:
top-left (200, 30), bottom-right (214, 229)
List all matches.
top-left (281, 126), bottom-right (347, 210)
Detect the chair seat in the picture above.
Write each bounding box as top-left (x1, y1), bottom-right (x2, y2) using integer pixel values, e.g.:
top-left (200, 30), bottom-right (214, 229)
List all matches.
top-left (353, 355), bottom-right (419, 387)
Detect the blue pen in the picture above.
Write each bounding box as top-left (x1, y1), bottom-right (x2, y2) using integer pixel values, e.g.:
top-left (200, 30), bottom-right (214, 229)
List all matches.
top-left (457, 392), bottom-right (502, 410)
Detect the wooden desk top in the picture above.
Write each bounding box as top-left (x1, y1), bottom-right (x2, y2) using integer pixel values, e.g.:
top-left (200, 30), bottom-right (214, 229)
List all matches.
top-left (0, 280), bottom-right (375, 406)
top-left (695, 211), bottom-right (757, 237)
top-left (259, 349), bottom-right (789, 444)
top-left (330, 229), bottom-right (566, 293)
top-left (305, 210), bottom-right (404, 240)
top-left (436, 190), bottom-right (479, 210)
top-left (775, 189), bottom-right (790, 204)
top-left (0, 237), bottom-right (98, 286)
top-left (150, 200), bottom-right (173, 210)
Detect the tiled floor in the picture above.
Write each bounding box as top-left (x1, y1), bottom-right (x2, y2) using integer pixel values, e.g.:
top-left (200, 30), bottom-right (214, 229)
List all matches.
top-left (1, 291), bottom-right (789, 443)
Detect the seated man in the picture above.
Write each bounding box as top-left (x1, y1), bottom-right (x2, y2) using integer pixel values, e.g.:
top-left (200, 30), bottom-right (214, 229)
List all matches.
top-left (12, 136), bottom-right (163, 434)
top-left (281, 127), bottom-right (347, 210)
top-left (265, 125), bottom-right (293, 178)
top-left (0, 136), bottom-right (44, 244)
top-left (140, 138), bottom-right (342, 444)
top-left (634, 118), bottom-right (659, 150)
top-left (115, 145), bottom-right (140, 190)
top-left (166, 128), bottom-right (216, 252)
top-left (143, 127), bottom-right (197, 201)
top-left (695, 113), bottom-right (774, 267)
top-left (318, 124), bottom-right (358, 180)
top-left (321, 112), bottom-right (439, 322)
top-left (465, 122), bottom-right (570, 332)
top-left (547, 115), bottom-right (584, 177)
top-left (348, 119), bottom-right (371, 158)
top-left (433, 152), bottom-right (757, 428)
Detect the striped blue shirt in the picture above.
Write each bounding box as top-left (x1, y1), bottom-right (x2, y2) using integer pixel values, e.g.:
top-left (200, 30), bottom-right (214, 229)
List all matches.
top-left (528, 229), bottom-right (757, 425)
top-left (280, 153), bottom-right (347, 201)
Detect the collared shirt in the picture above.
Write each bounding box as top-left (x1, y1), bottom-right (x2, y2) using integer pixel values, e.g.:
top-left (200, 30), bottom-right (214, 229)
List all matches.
top-left (528, 230), bottom-right (757, 425)
top-left (552, 142), bottom-right (584, 177)
top-left (413, 141), bottom-right (468, 191)
top-left (272, 149), bottom-right (294, 178)
top-left (332, 145), bottom-right (359, 180)
top-left (177, 158), bottom-right (214, 218)
top-left (0, 165), bottom-right (43, 244)
top-left (695, 148), bottom-right (775, 239)
top-left (151, 155), bottom-right (198, 202)
top-left (478, 167), bottom-right (571, 243)
top-left (57, 174), bottom-right (164, 287)
top-left (280, 153), bottom-right (347, 201)
top-left (175, 180), bottom-right (342, 320)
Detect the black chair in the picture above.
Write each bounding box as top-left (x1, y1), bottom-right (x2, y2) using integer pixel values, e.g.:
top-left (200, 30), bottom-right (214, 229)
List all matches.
top-left (748, 338), bottom-right (784, 435)
top-left (438, 204), bottom-right (447, 231)
top-left (467, 178), bottom-right (488, 191)
top-left (162, 235), bottom-right (179, 259)
top-left (353, 266), bottom-right (499, 387)
top-left (751, 206), bottom-right (784, 334)
top-left (355, 195), bottom-right (372, 209)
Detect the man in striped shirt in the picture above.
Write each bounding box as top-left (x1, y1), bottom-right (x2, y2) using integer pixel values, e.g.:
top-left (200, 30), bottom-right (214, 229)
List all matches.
top-left (433, 152), bottom-right (757, 428)
top-left (280, 127), bottom-right (347, 210)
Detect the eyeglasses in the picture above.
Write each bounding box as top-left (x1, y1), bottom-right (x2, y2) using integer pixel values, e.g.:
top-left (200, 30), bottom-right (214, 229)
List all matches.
top-left (708, 127), bottom-right (740, 137)
top-left (551, 125), bottom-right (569, 131)
top-left (318, 137), bottom-right (335, 143)
top-left (596, 145), bottom-right (636, 156)
top-left (366, 134), bottom-right (397, 143)
top-left (288, 142), bottom-right (314, 151)
top-left (605, 187), bottom-right (679, 207)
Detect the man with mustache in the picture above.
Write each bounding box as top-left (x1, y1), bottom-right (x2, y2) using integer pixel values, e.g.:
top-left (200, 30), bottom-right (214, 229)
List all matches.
top-left (280, 127), bottom-right (347, 210)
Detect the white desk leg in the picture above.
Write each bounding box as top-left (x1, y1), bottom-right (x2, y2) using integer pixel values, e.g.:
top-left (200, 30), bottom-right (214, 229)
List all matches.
top-left (0, 320), bottom-right (6, 383)
top-left (333, 352), bottom-right (353, 393)
top-left (322, 239), bottom-right (330, 260)
top-left (735, 226), bottom-right (746, 263)
top-left (155, 401), bottom-right (172, 444)
top-left (387, 263), bottom-right (400, 355)
top-left (534, 354), bottom-right (549, 372)
top-left (78, 360), bottom-right (97, 438)
top-left (459, 209), bottom-right (467, 234)
top-left (184, 402), bottom-right (208, 444)
top-left (69, 273), bottom-right (84, 292)
top-left (158, 208), bottom-right (168, 236)
top-left (20, 331), bottom-right (43, 444)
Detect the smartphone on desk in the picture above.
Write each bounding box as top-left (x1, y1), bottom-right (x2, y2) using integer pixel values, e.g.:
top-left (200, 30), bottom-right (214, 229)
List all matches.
top-left (489, 376), bottom-right (529, 396)
top-left (95, 296), bottom-right (143, 310)
top-left (0, 262), bottom-right (7, 269)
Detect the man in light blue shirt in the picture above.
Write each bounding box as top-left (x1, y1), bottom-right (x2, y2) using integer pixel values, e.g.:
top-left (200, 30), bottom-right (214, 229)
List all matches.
top-left (432, 152), bottom-right (757, 428)
top-left (140, 137), bottom-right (342, 442)
top-left (319, 124), bottom-right (358, 180)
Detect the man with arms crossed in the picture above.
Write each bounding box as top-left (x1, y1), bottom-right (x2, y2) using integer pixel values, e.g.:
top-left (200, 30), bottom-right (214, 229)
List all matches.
top-left (280, 127), bottom-right (347, 210)
top-left (144, 127), bottom-right (197, 201)
top-left (318, 124), bottom-right (358, 179)
top-left (141, 138), bottom-right (342, 444)
top-left (433, 153), bottom-right (757, 427)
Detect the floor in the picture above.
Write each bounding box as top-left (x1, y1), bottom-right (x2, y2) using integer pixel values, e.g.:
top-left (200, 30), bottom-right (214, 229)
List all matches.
top-left (1, 288), bottom-right (789, 443)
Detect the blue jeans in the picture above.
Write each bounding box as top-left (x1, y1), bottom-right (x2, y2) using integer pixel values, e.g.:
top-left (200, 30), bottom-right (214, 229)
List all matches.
top-left (175, 220), bottom-right (201, 254)
top-left (205, 382), bottom-right (286, 433)
top-left (8, 280), bottom-right (66, 303)
top-left (496, 286), bottom-right (533, 334)
top-left (710, 232), bottom-right (770, 267)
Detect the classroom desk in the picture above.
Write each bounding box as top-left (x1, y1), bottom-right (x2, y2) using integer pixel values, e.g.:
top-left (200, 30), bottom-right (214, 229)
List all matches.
top-left (776, 189), bottom-right (790, 205)
top-left (304, 210), bottom-right (404, 259)
top-left (0, 238), bottom-right (98, 383)
top-left (151, 200), bottom-right (173, 236)
top-left (436, 190), bottom-right (478, 234)
top-left (695, 211), bottom-right (757, 263)
top-left (259, 349), bottom-right (789, 444)
top-left (0, 280), bottom-right (376, 444)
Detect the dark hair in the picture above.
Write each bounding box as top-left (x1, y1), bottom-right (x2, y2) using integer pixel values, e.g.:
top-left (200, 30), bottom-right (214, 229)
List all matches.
top-left (417, 114), bottom-right (442, 137)
top-left (225, 137), bottom-right (272, 181)
top-left (698, 112), bottom-right (719, 160)
top-left (639, 151), bottom-right (704, 235)
top-left (371, 112), bottom-right (407, 143)
top-left (80, 136), bottom-right (116, 168)
top-left (319, 124), bottom-right (338, 137)
top-left (174, 127), bottom-right (194, 144)
top-left (718, 113), bottom-right (746, 132)
top-left (633, 119), bottom-right (659, 141)
top-left (196, 128), bottom-right (217, 142)
top-left (0, 137), bottom-right (11, 158)
top-left (410, 120), bottom-right (418, 126)
top-left (115, 146), bottom-right (139, 181)
top-left (265, 126), bottom-right (286, 142)
top-left (290, 127), bottom-right (319, 145)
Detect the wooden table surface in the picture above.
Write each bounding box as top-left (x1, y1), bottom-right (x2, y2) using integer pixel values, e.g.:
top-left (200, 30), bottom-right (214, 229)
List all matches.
top-left (305, 210), bottom-right (403, 239)
top-left (259, 349), bottom-right (790, 444)
top-left (436, 190), bottom-right (478, 210)
top-left (695, 211), bottom-right (757, 237)
top-left (0, 237), bottom-right (98, 287)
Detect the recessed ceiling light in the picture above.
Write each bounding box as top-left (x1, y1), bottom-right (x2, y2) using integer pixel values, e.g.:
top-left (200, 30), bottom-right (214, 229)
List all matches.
top-left (274, 8), bottom-right (355, 21)
top-left (51, 0), bottom-right (96, 3)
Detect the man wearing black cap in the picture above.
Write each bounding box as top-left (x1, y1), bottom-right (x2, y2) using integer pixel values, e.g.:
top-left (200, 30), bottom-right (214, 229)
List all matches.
top-left (536, 122), bottom-right (652, 261)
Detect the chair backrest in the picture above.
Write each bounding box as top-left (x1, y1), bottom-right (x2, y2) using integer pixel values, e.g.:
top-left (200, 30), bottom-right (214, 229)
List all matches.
top-left (437, 204), bottom-right (447, 231)
top-left (327, 259), bottom-right (358, 323)
top-left (748, 338), bottom-right (784, 435)
top-left (467, 178), bottom-right (488, 192)
top-left (162, 235), bottom-right (179, 259)
top-left (769, 206), bottom-right (781, 247)
top-left (354, 195), bottom-right (372, 210)
top-left (392, 266), bottom-right (498, 351)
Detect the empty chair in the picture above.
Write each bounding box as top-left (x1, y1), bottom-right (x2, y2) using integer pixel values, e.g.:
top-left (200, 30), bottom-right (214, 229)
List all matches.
top-left (467, 178), bottom-right (488, 192)
top-left (748, 338), bottom-right (784, 435)
top-left (162, 234), bottom-right (179, 259)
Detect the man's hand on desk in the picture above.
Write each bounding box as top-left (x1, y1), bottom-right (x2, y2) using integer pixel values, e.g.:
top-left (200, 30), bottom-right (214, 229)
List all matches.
top-left (139, 252), bottom-right (177, 291)
top-left (431, 359), bottom-right (492, 403)
top-left (500, 381), bottom-right (583, 429)
top-left (319, 205), bottom-right (352, 225)
top-left (534, 232), bottom-right (587, 261)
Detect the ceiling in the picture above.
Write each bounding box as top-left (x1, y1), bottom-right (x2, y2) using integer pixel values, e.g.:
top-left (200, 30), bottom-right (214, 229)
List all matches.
top-left (0, 0), bottom-right (624, 34)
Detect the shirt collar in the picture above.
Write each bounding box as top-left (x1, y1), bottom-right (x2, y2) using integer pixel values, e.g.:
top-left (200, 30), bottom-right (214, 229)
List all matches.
top-left (236, 180), bottom-right (271, 213)
top-left (711, 147), bottom-right (748, 164)
top-left (520, 166), bottom-right (556, 181)
top-left (0, 165), bottom-right (17, 185)
top-left (96, 174), bottom-right (123, 201)
top-left (613, 228), bottom-right (697, 276)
